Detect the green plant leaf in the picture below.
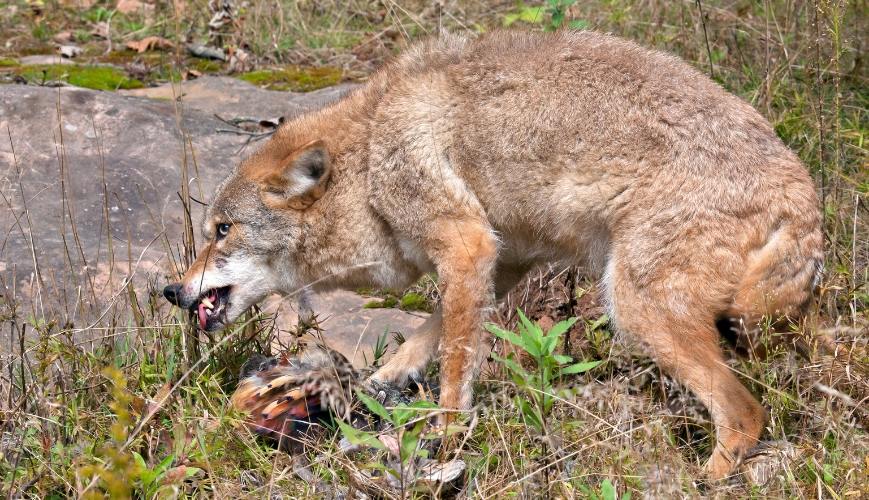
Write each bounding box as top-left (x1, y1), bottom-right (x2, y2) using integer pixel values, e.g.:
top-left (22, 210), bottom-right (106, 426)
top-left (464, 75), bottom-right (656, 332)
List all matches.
top-left (338, 420), bottom-right (386, 450)
top-left (601, 479), bottom-right (617, 500)
top-left (391, 407), bottom-right (414, 426)
top-left (568, 19), bottom-right (589, 30)
top-left (154, 454), bottom-right (174, 477)
top-left (491, 352), bottom-right (531, 381)
top-left (548, 317), bottom-right (578, 341)
top-left (132, 451), bottom-right (146, 472)
top-left (519, 6), bottom-right (546, 23)
top-left (588, 314), bottom-right (610, 331)
top-left (486, 323), bottom-right (533, 356)
top-left (356, 391), bottom-right (391, 422)
top-left (553, 354), bottom-right (573, 365)
top-left (549, 12), bottom-right (565, 30)
top-left (392, 401), bottom-right (436, 426)
top-left (400, 425), bottom-right (423, 461)
top-left (516, 310), bottom-right (543, 357)
top-left (408, 400), bottom-right (438, 410)
top-left (422, 424), bottom-right (469, 439)
top-left (561, 360), bottom-right (602, 375)
top-left (517, 397), bottom-right (543, 431)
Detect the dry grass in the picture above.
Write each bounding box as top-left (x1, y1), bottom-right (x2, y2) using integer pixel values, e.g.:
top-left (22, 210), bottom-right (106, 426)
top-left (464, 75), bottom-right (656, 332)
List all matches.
top-left (1, 0), bottom-right (867, 498)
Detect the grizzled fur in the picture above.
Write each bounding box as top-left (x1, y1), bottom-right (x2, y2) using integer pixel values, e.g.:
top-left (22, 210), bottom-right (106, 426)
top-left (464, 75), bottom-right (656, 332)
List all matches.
top-left (169, 31), bottom-right (823, 478)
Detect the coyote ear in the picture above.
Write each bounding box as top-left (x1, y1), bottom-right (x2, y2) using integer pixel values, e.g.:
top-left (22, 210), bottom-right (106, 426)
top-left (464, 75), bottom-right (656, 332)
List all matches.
top-left (261, 140), bottom-right (331, 210)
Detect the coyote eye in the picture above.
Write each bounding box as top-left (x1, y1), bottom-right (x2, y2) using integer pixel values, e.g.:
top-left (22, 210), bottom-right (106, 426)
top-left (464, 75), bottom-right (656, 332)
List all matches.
top-left (216, 223), bottom-right (231, 239)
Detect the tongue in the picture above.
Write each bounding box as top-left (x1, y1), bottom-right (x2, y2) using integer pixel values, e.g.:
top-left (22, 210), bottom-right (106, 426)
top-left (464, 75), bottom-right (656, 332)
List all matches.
top-left (198, 302), bottom-right (208, 329)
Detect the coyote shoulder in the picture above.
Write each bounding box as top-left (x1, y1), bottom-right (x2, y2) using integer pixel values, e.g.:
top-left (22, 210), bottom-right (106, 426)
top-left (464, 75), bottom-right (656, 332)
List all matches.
top-left (164, 30), bottom-right (823, 478)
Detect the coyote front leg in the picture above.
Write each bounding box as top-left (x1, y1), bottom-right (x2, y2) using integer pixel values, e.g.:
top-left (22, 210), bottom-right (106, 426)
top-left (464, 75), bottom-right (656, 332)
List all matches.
top-left (426, 217), bottom-right (497, 412)
top-left (372, 261), bottom-right (530, 388)
top-left (371, 310), bottom-right (443, 386)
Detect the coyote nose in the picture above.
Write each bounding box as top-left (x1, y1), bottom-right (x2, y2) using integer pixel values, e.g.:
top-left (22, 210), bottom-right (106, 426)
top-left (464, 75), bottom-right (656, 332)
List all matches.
top-left (163, 283), bottom-right (183, 306)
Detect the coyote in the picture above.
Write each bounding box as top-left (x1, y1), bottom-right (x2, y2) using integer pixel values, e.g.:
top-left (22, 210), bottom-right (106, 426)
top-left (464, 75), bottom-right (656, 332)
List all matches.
top-left (163, 31), bottom-right (823, 478)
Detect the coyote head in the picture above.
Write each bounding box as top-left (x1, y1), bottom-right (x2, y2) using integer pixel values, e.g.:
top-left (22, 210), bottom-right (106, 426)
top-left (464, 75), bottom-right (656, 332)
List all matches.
top-left (163, 139), bottom-right (332, 331)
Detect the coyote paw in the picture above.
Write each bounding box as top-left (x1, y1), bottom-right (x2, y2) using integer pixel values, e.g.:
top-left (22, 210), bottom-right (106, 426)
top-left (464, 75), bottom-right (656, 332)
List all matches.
top-left (370, 357), bottom-right (426, 388)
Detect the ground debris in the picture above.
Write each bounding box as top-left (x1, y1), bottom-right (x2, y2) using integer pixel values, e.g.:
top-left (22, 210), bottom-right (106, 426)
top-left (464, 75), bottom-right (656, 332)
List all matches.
top-left (126, 36), bottom-right (174, 54)
top-left (740, 441), bottom-right (804, 487)
top-left (187, 43), bottom-right (226, 61)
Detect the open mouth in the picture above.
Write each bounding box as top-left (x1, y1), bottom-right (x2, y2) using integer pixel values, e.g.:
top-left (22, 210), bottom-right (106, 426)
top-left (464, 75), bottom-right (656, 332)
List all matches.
top-left (193, 286), bottom-right (231, 330)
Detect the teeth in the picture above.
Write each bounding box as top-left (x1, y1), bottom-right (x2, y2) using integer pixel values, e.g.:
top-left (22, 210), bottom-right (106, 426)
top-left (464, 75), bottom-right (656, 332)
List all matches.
top-left (201, 297), bottom-right (214, 309)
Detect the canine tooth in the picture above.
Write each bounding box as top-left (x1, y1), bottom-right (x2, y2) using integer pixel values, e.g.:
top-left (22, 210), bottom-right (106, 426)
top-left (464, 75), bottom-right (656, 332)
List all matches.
top-left (201, 297), bottom-right (214, 309)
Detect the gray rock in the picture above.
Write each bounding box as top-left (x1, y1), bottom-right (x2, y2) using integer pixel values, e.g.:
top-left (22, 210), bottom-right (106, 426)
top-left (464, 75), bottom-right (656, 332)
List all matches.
top-left (0, 77), bottom-right (426, 362)
top-left (119, 76), bottom-right (355, 119)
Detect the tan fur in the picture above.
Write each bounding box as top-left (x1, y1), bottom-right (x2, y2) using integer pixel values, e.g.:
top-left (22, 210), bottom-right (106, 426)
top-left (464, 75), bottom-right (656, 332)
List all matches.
top-left (171, 31), bottom-right (823, 478)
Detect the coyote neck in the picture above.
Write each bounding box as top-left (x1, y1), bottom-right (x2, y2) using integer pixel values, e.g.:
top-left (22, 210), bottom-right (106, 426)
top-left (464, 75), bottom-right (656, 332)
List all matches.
top-left (274, 85), bottom-right (378, 161)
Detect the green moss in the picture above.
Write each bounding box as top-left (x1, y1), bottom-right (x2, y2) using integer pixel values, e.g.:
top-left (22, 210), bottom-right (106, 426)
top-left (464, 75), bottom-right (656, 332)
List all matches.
top-left (399, 292), bottom-right (430, 312)
top-left (361, 292), bottom-right (431, 312)
top-left (239, 66), bottom-right (342, 92)
top-left (16, 64), bottom-right (143, 90)
top-left (97, 51), bottom-right (165, 66)
top-left (192, 59), bottom-right (223, 73)
top-left (363, 296), bottom-right (399, 309)
top-left (0, 58), bottom-right (18, 68)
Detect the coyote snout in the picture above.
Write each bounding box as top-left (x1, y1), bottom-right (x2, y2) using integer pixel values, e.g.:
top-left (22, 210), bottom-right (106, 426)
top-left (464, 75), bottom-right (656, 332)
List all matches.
top-left (165, 31), bottom-right (823, 479)
top-left (163, 281), bottom-right (234, 331)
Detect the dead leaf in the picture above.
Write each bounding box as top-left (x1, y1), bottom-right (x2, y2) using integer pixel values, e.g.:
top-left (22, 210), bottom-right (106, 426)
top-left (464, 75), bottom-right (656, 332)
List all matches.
top-left (417, 458), bottom-right (466, 485)
top-left (378, 434), bottom-right (400, 457)
top-left (90, 22), bottom-right (109, 39)
top-left (226, 46), bottom-right (252, 73)
top-left (116, 0), bottom-right (144, 15)
top-left (59, 0), bottom-right (97, 7)
top-left (40, 430), bottom-right (53, 455)
top-left (145, 382), bottom-right (172, 416)
top-left (182, 68), bottom-right (202, 81)
top-left (126, 36), bottom-right (174, 54)
top-left (53, 31), bottom-right (74, 44)
top-left (537, 315), bottom-right (555, 332)
top-left (130, 395), bottom-right (147, 416)
top-left (163, 465), bottom-right (201, 483)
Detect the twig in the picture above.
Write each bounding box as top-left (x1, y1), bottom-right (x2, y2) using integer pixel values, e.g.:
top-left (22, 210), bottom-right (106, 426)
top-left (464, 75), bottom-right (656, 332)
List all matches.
top-left (695, 0), bottom-right (715, 78)
top-left (216, 128), bottom-right (274, 137)
top-left (813, 382), bottom-right (856, 406)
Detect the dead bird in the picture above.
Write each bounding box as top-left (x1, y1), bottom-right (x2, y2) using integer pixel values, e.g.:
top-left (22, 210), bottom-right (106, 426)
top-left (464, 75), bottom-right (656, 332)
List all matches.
top-left (230, 346), bottom-right (421, 450)
top-left (231, 346), bottom-right (464, 493)
top-left (231, 347), bottom-right (359, 449)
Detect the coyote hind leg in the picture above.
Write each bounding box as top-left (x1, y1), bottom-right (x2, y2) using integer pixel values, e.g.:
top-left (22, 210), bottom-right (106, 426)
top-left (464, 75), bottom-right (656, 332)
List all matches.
top-left (608, 267), bottom-right (765, 479)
